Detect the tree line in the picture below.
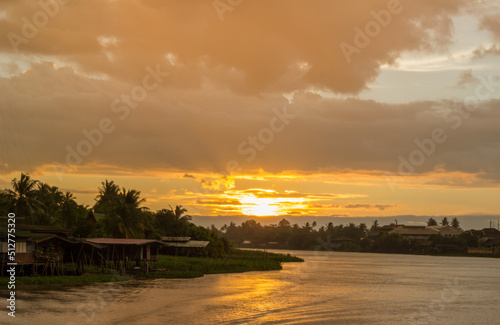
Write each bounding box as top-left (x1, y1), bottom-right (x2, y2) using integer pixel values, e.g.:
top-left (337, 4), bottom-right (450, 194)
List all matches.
top-left (212, 217), bottom-right (482, 255)
top-left (0, 174), bottom-right (230, 257)
top-left (212, 219), bottom-right (368, 250)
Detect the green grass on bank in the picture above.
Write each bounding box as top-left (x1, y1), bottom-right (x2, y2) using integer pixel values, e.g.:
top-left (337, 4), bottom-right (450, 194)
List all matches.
top-left (0, 249), bottom-right (303, 286)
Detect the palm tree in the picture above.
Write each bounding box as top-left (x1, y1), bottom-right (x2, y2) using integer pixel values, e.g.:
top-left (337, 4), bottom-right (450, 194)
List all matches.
top-left (155, 205), bottom-right (192, 236)
top-left (102, 196), bottom-right (144, 238)
top-left (57, 192), bottom-right (79, 229)
top-left (451, 217), bottom-right (460, 228)
top-left (122, 188), bottom-right (146, 208)
top-left (169, 205), bottom-right (192, 223)
top-left (96, 183), bottom-right (146, 238)
top-left (441, 217), bottom-right (449, 226)
top-left (94, 180), bottom-right (120, 208)
top-left (0, 190), bottom-right (12, 215)
top-left (4, 173), bottom-right (40, 222)
top-left (35, 182), bottom-right (63, 224)
top-left (371, 220), bottom-right (379, 231)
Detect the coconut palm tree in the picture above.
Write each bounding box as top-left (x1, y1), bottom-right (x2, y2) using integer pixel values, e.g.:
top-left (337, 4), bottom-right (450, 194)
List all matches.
top-left (35, 182), bottom-right (64, 224)
top-left (102, 196), bottom-right (144, 238)
top-left (94, 180), bottom-right (120, 208)
top-left (57, 192), bottom-right (80, 229)
top-left (122, 188), bottom-right (146, 208)
top-left (3, 173), bottom-right (40, 223)
top-left (154, 205), bottom-right (192, 236)
top-left (95, 182), bottom-right (146, 238)
top-left (169, 205), bottom-right (192, 223)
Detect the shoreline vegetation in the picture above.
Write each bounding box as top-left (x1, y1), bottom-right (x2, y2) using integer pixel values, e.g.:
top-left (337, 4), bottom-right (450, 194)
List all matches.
top-left (0, 249), bottom-right (303, 287)
top-left (216, 218), bottom-right (500, 258)
top-left (1, 174), bottom-right (498, 290)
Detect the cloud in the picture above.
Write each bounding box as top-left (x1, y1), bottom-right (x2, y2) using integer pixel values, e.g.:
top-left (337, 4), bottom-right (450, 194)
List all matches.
top-left (197, 198), bottom-right (244, 206)
top-left (472, 44), bottom-right (500, 58)
top-left (344, 203), bottom-right (397, 211)
top-left (454, 69), bottom-right (479, 88)
top-left (200, 176), bottom-right (235, 192)
top-left (473, 7), bottom-right (500, 58)
top-left (1, 0), bottom-right (499, 189)
top-left (1, 63), bottom-right (500, 185)
top-left (0, 0), bottom-right (468, 94)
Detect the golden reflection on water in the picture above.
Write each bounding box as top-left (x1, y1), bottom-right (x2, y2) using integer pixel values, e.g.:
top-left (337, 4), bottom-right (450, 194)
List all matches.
top-left (3, 252), bottom-right (500, 325)
top-left (210, 272), bottom-right (290, 323)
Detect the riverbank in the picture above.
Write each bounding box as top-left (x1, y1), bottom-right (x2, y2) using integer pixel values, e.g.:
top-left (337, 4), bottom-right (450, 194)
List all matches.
top-left (0, 249), bottom-right (303, 287)
top-left (238, 245), bottom-right (500, 258)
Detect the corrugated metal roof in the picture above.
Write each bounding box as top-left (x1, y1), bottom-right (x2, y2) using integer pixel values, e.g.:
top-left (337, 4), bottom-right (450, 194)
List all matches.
top-left (86, 238), bottom-right (164, 245)
top-left (35, 235), bottom-right (79, 244)
top-left (164, 240), bottom-right (209, 248)
top-left (161, 236), bottom-right (191, 242)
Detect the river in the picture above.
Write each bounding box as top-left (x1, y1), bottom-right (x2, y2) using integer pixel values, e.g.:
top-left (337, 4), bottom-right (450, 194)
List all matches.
top-left (2, 250), bottom-right (499, 324)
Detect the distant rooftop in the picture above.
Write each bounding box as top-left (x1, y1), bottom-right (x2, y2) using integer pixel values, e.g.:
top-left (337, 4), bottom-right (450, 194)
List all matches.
top-left (164, 240), bottom-right (209, 248)
top-left (161, 236), bottom-right (191, 242)
top-left (85, 238), bottom-right (164, 246)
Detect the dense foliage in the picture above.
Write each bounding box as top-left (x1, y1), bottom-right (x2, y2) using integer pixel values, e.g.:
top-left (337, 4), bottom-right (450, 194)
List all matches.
top-left (0, 173), bottom-right (230, 257)
top-left (215, 218), bottom-right (490, 256)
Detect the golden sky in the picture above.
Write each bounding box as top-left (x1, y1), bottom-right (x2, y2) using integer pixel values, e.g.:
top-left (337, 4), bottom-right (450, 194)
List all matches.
top-left (1, 0), bottom-right (500, 227)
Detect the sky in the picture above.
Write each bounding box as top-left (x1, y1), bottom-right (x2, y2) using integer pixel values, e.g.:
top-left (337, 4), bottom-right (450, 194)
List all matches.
top-left (1, 0), bottom-right (500, 229)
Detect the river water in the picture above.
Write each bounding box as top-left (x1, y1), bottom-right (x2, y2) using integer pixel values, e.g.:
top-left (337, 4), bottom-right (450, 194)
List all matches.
top-left (2, 250), bottom-right (499, 324)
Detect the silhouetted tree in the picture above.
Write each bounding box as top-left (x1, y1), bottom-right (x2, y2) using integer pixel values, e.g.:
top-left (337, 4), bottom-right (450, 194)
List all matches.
top-left (451, 217), bottom-right (460, 228)
top-left (427, 217), bottom-right (438, 226)
top-left (95, 183), bottom-right (146, 238)
top-left (57, 192), bottom-right (81, 229)
top-left (34, 182), bottom-right (63, 224)
top-left (2, 173), bottom-right (40, 223)
top-left (441, 217), bottom-right (449, 226)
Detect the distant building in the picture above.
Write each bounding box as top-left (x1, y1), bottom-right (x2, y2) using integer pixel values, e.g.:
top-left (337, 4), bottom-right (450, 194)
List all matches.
top-left (389, 227), bottom-right (438, 241)
top-left (85, 238), bottom-right (165, 264)
top-left (0, 224), bottom-right (98, 276)
top-left (468, 228), bottom-right (500, 247)
top-left (426, 225), bottom-right (463, 237)
top-left (160, 236), bottom-right (209, 256)
top-left (86, 211), bottom-right (106, 225)
top-left (371, 224), bottom-right (463, 242)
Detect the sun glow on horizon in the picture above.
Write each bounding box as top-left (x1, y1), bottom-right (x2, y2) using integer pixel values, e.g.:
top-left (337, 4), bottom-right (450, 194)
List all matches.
top-left (220, 188), bottom-right (311, 217)
top-left (240, 197), bottom-right (281, 217)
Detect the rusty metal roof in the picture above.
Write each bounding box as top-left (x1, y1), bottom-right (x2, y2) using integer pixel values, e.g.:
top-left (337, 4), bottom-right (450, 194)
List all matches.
top-left (161, 236), bottom-right (191, 242)
top-left (85, 238), bottom-right (165, 246)
top-left (164, 240), bottom-right (209, 248)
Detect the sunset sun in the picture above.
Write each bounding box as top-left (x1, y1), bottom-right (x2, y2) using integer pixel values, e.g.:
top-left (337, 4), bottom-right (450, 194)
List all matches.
top-left (240, 197), bottom-right (281, 217)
